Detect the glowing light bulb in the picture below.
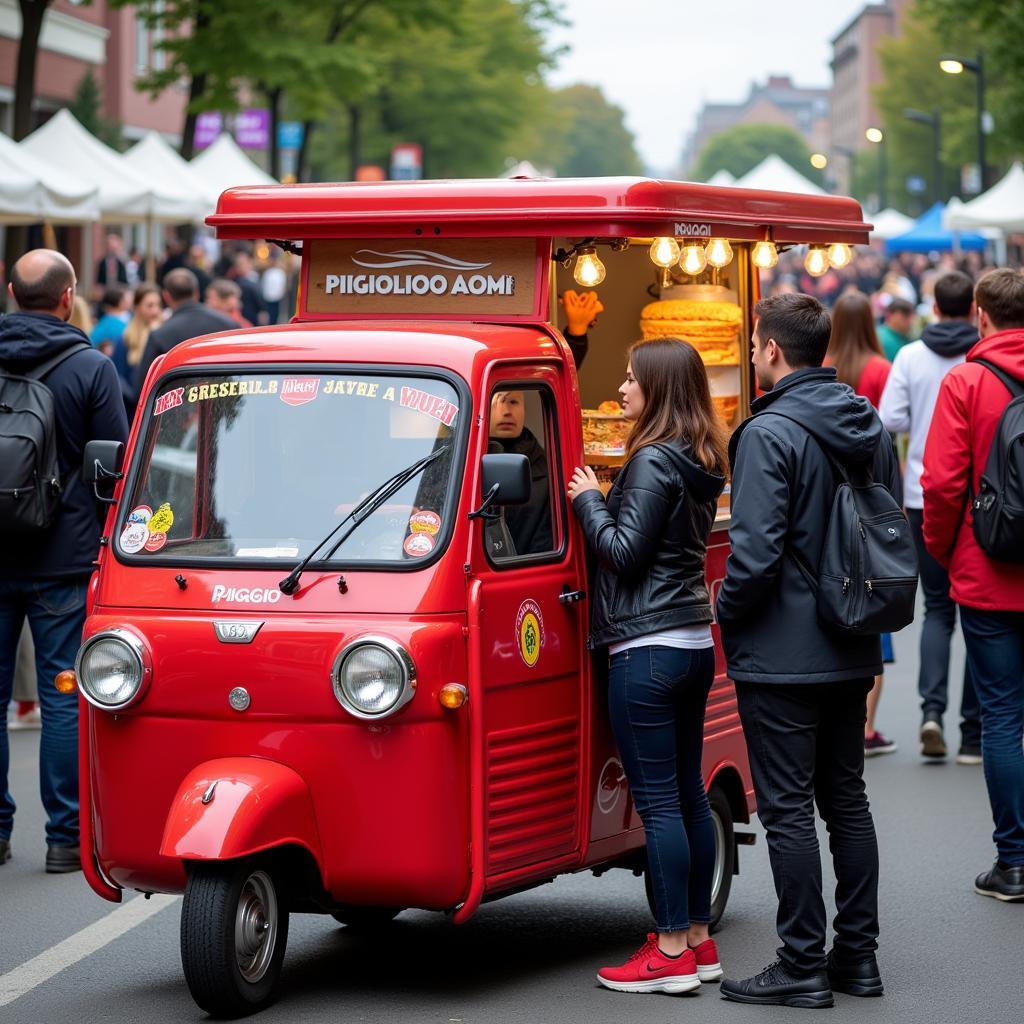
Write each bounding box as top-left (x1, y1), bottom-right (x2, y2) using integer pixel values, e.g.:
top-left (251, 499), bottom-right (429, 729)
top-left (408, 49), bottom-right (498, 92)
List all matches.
top-left (705, 238), bottom-right (734, 269)
top-left (679, 242), bottom-right (707, 276)
top-left (939, 59), bottom-right (964, 74)
top-left (573, 247), bottom-right (606, 287)
top-left (649, 236), bottom-right (681, 268)
top-left (805, 245), bottom-right (830, 277)
top-left (828, 242), bottom-right (853, 269)
top-left (865, 127), bottom-right (884, 144)
top-left (810, 153), bottom-right (828, 170)
top-left (751, 240), bottom-right (778, 270)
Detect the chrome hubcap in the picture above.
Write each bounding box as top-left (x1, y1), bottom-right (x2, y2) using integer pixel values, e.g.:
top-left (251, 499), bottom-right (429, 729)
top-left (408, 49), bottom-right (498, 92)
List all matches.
top-left (234, 870), bottom-right (277, 983)
top-left (711, 809), bottom-right (726, 904)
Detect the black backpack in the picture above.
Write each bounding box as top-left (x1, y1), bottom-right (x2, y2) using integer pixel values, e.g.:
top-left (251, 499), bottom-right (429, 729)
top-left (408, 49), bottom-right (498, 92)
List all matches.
top-left (971, 359), bottom-right (1024, 562)
top-left (770, 413), bottom-right (919, 635)
top-left (0, 342), bottom-right (90, 535)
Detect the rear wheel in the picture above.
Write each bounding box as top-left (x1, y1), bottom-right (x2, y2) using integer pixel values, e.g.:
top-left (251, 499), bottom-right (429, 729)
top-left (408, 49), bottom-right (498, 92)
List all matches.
top-left (644, 783), bottom-right (735, 933)
top-left (330, 906), bottom-right (403, 930)
top-left (181, 860), bottom-right (289, 1017)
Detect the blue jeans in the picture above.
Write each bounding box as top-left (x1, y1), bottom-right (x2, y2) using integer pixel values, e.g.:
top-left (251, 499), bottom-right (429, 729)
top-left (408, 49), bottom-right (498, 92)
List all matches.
top-left (960, 607), bottom-right (1024, 866)
top-left (608, 645), bottom-right (715, 932)
top-left (0, 577), bottom-right (88, 847)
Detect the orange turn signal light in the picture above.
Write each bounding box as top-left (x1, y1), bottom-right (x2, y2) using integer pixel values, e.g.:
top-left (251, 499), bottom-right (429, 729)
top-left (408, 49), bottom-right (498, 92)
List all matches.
top-left (54, 670), bottom-right (78, 694)
top-left (438, 683), bottom-right (468, 710)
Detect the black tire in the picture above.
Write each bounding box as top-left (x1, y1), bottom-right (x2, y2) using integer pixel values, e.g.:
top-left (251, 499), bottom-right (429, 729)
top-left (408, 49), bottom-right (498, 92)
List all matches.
top-left (643, 783), bottom-right (735, 933)
top-left (330, 906), bottom-right (403, 930)
top-left (180, 859), bottom-right (289, 1017)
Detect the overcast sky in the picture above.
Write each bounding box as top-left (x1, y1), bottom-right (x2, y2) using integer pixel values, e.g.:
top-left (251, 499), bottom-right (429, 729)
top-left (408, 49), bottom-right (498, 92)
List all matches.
top-left (547, 0), bottom-right (867, 173)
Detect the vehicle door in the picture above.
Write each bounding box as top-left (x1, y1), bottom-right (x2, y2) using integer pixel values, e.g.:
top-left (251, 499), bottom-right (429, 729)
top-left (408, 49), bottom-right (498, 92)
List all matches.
top-left (467, 363), bottom-right (588, 884)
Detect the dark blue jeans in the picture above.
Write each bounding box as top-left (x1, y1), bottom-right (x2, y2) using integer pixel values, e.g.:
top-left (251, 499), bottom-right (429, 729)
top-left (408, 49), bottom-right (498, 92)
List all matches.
top-left (907, 508), bottom-right (981, 744)
top-left (608, 645), bottom-right (715, 932)
top-left (960, 607), bottom-right (1024, 866)
top-left (0, 577), bottom-right (88, 847)
top-left (736, 680), bottom-right (879, 975)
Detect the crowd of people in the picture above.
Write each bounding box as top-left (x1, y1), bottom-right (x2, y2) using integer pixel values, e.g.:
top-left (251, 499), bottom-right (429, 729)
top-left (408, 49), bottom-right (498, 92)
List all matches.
top-left (0, 242), bottom-right (1021, 1013)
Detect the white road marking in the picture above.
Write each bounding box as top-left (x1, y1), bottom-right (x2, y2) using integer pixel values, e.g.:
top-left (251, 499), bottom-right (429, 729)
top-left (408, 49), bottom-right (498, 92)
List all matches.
top-left (0, 893), bottom-right (178, 1007)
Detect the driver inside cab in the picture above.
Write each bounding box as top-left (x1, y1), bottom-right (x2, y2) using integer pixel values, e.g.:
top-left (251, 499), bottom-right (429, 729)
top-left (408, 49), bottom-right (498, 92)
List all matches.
top-left (489, 390), bottom-right (552, 555)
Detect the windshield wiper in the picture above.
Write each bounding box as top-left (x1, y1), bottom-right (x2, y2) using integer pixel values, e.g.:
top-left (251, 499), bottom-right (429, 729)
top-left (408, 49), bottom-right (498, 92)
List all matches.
top-left (279, 444), bottom-right (450, 595)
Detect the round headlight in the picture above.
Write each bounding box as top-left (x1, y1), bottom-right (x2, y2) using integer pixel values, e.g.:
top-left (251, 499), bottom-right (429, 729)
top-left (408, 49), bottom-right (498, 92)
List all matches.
top-left (76, 629), bottom-right (149, 710)
top-left (332, 637), bottom-right (415, 719)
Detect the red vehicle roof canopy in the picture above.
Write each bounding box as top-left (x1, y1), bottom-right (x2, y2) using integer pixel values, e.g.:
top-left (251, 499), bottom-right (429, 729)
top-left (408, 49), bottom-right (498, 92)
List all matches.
top-left (208, 176), bottom-right (871, 245)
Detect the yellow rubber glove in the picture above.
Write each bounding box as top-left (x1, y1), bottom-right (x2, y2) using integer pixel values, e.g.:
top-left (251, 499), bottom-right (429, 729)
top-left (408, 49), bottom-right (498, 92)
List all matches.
top-left (561, 289), bottom-right (605, 335)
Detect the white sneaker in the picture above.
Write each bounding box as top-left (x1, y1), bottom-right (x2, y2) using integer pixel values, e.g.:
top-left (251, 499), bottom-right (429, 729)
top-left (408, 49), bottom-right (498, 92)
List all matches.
top-left (8, 706), bottom-right (42, 730)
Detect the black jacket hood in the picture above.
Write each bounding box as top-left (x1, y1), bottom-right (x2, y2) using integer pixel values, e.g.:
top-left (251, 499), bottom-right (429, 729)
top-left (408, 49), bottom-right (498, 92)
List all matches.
top-left (653, 439), bottom-right (726, 503)
top-left (0, 311), bottom-right (89, 369)
top-left (921, 320), bottom-right (978, 357)
top-left (745, 367), bottom-right (882, 465)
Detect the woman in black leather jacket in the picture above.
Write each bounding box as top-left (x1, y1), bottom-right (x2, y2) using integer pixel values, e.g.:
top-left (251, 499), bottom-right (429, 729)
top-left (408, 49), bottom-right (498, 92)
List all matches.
top-left (569, 337), bottom-right (727, 994)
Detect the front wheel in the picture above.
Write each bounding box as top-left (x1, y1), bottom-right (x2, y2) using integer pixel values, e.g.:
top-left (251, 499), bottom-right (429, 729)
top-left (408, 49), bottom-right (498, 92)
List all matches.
top-left (181, 860), bottom-right (289, 1017)
top-left (643, 783), bottom-right (735, 933)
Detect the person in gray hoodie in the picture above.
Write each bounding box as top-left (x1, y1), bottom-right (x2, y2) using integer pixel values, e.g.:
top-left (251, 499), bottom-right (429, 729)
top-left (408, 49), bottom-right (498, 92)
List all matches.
top-left (879, 271), bottom-right (981, 763)
top-left (717, 293), bottom-right (901, 1008)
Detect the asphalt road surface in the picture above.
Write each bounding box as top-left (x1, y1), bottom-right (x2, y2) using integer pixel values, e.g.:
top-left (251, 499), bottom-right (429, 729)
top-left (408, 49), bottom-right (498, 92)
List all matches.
top-left (2, 616), bottom-right (1022, 1024)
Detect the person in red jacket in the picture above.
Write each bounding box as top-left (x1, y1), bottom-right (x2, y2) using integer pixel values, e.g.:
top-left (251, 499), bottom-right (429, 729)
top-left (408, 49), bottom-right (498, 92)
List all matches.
top-left (922, 268), bottom-right (1024, 903)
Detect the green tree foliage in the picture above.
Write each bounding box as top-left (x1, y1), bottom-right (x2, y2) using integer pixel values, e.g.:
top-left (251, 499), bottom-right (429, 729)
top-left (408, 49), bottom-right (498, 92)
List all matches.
top-left (691, 123), bottom-right (823, 185)
top-left (918, 0), bottom-right (1024, 149)
top-left (308, 0), bottom-right (564, 179)
top-left (871, 8), bottom-right (1013, 210)
top-left (69, 71), bottom-right (124, 151)
top-left (512, 84), bottom-right (643, 177)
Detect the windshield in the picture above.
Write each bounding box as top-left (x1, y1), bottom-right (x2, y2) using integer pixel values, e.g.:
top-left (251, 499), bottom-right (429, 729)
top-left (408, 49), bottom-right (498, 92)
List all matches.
top-left (118, 371), bottom-right (463, 566)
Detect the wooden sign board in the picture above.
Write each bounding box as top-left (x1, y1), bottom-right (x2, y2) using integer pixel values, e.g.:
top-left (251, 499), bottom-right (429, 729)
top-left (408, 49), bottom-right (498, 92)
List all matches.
top-left (303, 237), bottom-right (539, 317)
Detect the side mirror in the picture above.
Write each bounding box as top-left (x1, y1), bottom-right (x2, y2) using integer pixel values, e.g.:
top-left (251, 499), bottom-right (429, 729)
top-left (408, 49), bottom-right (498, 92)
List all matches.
top-left (83, 439), bottom-right (125, 505)
top-left (469, 453), bottom-right (531, 520)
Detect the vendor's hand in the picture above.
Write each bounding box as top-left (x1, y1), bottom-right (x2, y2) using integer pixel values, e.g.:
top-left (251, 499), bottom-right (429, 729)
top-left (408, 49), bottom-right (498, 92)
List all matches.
top-left (568, 465), bottom-right (601, 501)
top-left (561, 289), bottom-right (604, 335)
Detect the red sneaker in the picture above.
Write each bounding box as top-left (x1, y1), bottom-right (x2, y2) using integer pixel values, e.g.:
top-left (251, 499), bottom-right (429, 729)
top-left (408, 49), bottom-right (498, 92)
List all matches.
top-left (597, 934), bottom-right (700, 994)
top-left (689, 937), bottom-right (724, 982)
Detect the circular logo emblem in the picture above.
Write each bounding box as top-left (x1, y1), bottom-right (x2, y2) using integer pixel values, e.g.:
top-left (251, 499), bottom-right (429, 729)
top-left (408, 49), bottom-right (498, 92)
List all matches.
top-left (515, 599), bottom-right (545, 668)
top-left (144, 530), bottom-right (167, 553)
top-left (409, 510), bottom-right (442, 535)
top-left (119, 522), bottom-right (149, 554)
top-left (597, 757), bottom-right (626, 815)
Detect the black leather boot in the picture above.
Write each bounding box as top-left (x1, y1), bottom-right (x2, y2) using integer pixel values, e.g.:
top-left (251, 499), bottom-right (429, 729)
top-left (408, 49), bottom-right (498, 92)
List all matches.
top-left (720, 960), bottom-right (834, 1008)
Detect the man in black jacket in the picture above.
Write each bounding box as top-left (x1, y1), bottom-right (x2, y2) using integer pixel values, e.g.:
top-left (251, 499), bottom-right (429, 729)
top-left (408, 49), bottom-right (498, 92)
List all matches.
top-left (717, 293), bottom-right (901, 1008)
top-left (0, 250), bottom-right (128, 872)
top-left (133, 268), bottom-right (236, 396)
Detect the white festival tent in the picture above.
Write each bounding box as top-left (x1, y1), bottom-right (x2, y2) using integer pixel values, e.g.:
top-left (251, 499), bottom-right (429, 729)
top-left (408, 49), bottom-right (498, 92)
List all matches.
top-left (869, 207), bottom-right (915, 240)
top-left (123, 131), bottom-right (212, 223)
top-left (945, 164), bottom-right (1024, 233)
top-left (732, 155), bottom-right (826, 196)
top-left (189, 134), bottom-right (276, 205)
top-left (705, 169), bottom-right (736, 187)
top-left (0, 130), bottom-right (99, 224)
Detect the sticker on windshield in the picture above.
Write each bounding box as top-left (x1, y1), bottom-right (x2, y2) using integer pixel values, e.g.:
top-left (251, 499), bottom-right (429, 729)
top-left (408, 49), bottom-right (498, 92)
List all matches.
top-left (403, 532), bottom-right (435, 558)
top-left (516, 599), bottom-right (545, 668)
top-left (120, 521), bottom-right (149, 554)
top-left (144, 530), bottom-right (167, 553)
top-left (154, 388), bottom-right (184, 416)
top-left (399, 386), bottom-right (459, 427)
top-left (148, 502), bottom-right (174, 534)
top-left (126, 504), bottom-right (152, 526)
top-left (280, 377), bottom-right (321, 407)
top-left (409, 510), bottom-right (442, 536)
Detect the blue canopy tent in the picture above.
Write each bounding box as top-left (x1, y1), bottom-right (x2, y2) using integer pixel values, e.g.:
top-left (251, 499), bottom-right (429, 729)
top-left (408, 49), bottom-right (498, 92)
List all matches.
top-left (885, 202), bottom-right (986, 255)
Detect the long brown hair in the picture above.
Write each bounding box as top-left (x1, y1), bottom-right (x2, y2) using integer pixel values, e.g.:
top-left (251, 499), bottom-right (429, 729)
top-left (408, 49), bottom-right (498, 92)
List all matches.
top-left (122, 283), bottom-right (161, 367)
top-left (827, 291), bottom-right (884, 389)
top-left (623, 337), bottom-right (729, 475)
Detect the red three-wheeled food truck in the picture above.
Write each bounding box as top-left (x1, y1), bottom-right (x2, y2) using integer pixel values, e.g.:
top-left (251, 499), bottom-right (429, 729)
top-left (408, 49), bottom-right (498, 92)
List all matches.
top-left (73, 177), bottom-right (870, 1015)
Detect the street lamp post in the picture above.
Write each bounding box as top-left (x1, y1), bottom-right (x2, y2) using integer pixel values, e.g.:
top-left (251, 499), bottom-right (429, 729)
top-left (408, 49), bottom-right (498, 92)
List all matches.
top-left (865, 127), bottom-right (886, 210)
top-left (939, 53), bottom-right (987, 192)
top-left (904, 108), bottom-right (942, 205)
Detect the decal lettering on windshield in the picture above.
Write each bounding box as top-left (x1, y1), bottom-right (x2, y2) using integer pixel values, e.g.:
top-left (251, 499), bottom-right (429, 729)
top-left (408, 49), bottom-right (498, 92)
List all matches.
top-left (154, 388), bottom-right (184, 416)
top-left (280, 377), bottom-right (320, 406)
top-left (399, 386), bottom-right (458, 426)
